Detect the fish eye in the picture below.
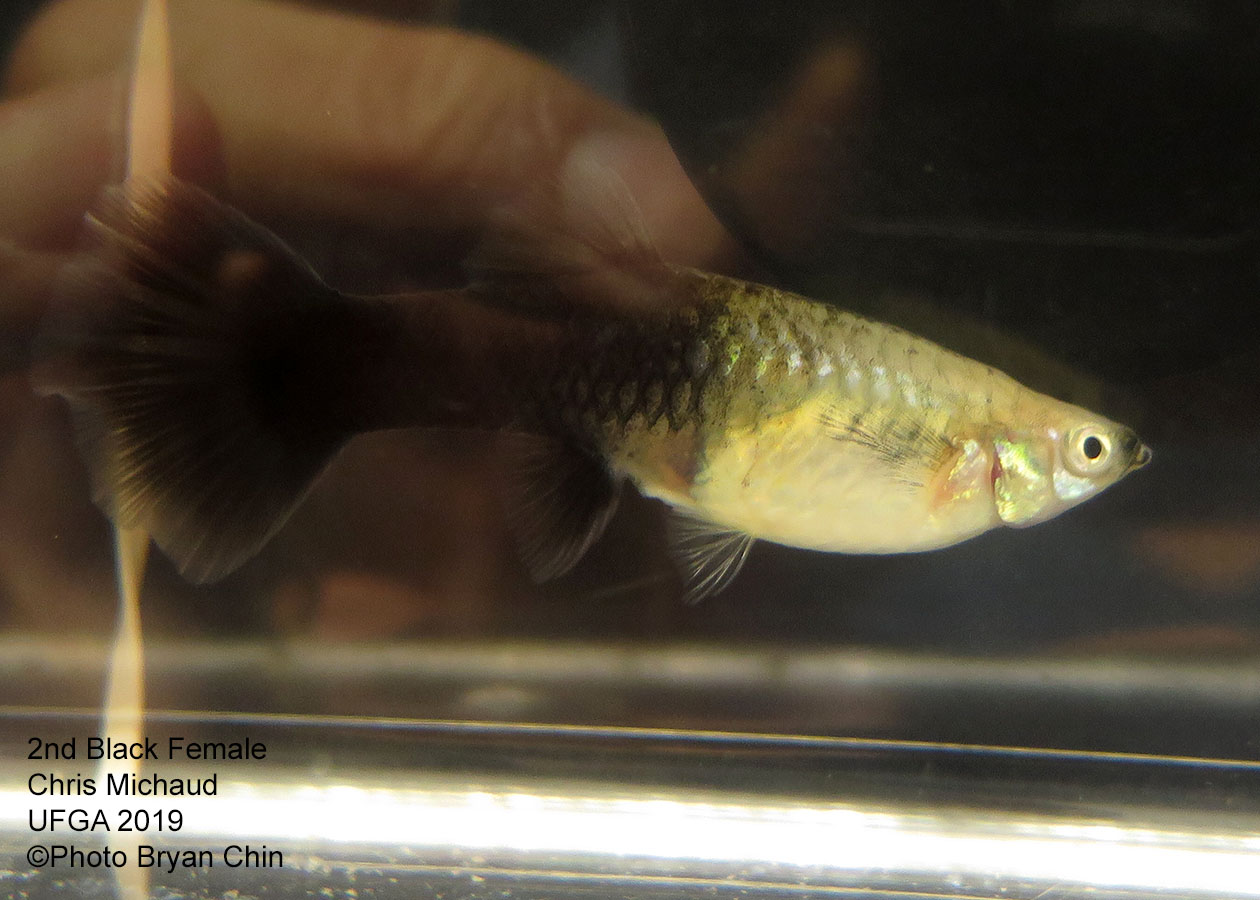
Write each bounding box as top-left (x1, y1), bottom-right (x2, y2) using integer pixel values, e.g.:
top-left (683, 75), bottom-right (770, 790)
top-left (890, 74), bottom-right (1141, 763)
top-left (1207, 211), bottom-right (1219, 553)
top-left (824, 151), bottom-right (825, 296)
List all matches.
top-left (1064, 427), bottom-right (1112, 476)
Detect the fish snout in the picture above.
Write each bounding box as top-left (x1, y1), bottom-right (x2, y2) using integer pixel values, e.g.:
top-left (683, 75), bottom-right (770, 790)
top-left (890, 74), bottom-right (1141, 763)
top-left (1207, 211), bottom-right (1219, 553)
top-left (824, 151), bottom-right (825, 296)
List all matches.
top-left (1119, 428), bottom-right (1152, 472)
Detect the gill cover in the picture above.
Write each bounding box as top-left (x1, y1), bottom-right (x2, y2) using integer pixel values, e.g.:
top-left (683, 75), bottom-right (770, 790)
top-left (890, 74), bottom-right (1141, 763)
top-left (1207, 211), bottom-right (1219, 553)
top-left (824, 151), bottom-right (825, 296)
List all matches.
top-left (991, 436), bottom-right (1053, 526)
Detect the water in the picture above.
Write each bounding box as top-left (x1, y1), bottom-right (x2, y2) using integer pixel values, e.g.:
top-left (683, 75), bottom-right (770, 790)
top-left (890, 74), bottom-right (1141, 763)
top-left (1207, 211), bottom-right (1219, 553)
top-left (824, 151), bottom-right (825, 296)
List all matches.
top-left (0, 1), bottom-right (1258, 898)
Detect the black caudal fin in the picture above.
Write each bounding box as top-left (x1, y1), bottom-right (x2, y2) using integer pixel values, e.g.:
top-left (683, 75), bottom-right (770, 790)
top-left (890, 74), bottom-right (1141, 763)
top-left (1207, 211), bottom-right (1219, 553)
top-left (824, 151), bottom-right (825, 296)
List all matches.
top-left (34, 178), bottom-right (349, 583)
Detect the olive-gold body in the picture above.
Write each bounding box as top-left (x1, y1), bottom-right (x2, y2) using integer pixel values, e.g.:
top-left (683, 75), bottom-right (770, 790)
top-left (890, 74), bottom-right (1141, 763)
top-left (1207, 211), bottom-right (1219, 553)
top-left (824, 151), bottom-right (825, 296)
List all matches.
top-left (36, 176), bottom-right (1150, 600)
top-left (543, 269), bottom-right (1148, 564)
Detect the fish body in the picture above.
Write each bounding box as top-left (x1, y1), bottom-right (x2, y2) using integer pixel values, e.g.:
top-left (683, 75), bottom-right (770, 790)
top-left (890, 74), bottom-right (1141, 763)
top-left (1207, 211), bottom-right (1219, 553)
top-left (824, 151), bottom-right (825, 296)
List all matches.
top-left (611, 275), bottom-right (993, 554)
top-left (35, 174), bottom-right (1149, 600)
top-left (535, 268), bottom-right (1142, 552)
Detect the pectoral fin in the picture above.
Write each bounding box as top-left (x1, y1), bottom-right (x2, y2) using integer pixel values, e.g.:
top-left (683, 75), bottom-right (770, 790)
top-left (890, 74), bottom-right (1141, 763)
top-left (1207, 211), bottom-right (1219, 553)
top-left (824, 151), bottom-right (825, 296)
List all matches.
top-left (819, 403), bottom-right (954, 488)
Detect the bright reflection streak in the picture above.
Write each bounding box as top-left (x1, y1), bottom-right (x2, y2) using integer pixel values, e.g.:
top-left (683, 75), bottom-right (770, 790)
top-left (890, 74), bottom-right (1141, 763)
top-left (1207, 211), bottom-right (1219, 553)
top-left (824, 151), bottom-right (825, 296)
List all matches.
top-left (9, 776), bottom-right (1258, 896)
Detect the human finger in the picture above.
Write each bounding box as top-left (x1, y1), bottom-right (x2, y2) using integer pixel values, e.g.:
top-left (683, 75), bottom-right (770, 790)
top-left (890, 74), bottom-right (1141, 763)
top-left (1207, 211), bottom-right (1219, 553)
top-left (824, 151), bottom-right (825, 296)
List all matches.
top-left (0, 72), bottom-right (223, 248)
top-left (8, 0), bottom-right (733, 268)
top-left (0, 75), bottom-right (125, 248)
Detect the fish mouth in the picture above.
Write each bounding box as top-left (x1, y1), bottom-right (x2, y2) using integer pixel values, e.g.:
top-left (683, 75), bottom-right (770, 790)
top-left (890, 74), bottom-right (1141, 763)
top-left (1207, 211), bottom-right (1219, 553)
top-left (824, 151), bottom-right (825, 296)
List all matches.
top-left (1116, 428), bottom-right (1151, 473)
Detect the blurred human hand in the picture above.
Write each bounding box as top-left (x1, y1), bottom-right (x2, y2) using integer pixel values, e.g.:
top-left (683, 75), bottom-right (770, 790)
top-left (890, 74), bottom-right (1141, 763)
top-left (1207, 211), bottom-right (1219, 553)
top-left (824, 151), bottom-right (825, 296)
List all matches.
top-left (0, 0), bottom-right (728, 636)
top-left (4, 0), bottom-right (731, 265)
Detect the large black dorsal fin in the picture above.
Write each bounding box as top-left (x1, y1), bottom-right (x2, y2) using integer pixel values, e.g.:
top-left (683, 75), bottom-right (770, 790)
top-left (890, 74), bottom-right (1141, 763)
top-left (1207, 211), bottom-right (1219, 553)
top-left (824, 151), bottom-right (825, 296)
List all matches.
top-left (468, 146), bottom-right (679, 315)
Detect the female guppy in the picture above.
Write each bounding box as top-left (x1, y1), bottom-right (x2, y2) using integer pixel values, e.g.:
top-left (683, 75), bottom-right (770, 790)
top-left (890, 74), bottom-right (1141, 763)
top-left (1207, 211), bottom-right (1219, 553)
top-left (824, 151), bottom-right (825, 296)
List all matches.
top-left (36, 168), bottom-right (1150, 601)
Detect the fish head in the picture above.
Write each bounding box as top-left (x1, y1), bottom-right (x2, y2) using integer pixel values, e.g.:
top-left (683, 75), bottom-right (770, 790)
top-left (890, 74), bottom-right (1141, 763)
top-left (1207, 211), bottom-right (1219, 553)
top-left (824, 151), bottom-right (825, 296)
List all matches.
top-left (990, 411), bottom-right (1151, 528)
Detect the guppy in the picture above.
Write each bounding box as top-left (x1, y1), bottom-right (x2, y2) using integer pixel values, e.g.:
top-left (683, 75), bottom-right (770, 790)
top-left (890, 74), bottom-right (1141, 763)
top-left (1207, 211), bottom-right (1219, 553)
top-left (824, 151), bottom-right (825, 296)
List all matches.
top-left (36, 167), bottom-right (1150, 601)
